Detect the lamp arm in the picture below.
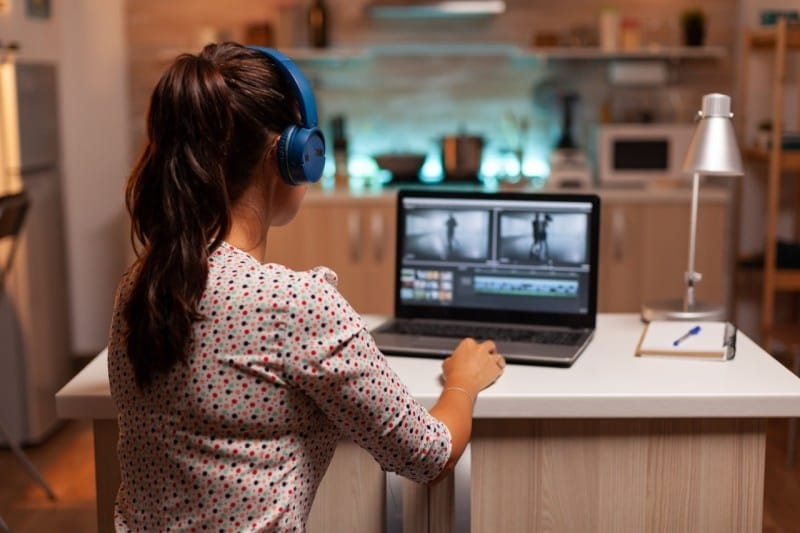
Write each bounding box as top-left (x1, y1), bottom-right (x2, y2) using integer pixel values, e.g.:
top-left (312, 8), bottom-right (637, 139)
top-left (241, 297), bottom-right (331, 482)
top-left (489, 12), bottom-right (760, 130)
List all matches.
top-left (685, 171), bottom-right (702, 309)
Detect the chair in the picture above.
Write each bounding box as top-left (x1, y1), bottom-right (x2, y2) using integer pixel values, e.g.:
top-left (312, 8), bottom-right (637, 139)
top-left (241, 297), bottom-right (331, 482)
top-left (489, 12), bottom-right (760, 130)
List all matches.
top-left (0, 192), bottom-right (57, 504)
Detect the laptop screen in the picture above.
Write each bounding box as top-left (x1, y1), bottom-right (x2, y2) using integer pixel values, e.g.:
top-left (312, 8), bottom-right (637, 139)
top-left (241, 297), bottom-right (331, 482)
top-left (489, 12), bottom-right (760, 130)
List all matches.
top-left (394, 189), bottom-right (600, 329)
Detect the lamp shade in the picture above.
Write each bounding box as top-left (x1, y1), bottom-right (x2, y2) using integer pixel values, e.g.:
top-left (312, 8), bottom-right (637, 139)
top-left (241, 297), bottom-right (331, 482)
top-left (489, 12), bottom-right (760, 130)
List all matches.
top-left (681, 93), bottom-right (744, 176)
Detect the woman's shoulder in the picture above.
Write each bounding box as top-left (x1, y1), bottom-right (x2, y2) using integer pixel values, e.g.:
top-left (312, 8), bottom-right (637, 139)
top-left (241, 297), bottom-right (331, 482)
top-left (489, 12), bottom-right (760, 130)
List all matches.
top-left (210, 242), bottom-right (351, 307)
top-left (112, 263), bottom-right (139, 307)
top-left (286, 265), bottom-right (340, 287)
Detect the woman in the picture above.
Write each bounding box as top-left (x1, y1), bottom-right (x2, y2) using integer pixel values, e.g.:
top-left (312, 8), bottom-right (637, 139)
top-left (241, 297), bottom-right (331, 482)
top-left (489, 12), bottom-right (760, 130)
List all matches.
top-left (108, 42), bottom-right (504, 531)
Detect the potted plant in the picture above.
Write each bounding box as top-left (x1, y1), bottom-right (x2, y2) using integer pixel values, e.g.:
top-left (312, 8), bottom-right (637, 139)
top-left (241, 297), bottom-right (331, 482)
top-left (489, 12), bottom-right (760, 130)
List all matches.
top-left (681, 8), bottom-right (707, 46)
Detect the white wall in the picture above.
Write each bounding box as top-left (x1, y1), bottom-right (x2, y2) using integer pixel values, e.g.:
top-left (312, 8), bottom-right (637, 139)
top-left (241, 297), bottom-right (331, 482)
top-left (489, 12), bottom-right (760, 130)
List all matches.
top-left (1, 0), bottom-right (131, 355)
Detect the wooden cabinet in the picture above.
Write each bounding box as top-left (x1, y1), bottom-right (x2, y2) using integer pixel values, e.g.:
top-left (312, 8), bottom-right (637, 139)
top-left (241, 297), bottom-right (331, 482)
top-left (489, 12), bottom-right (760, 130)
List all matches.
top-left (306, 442), bottom-right (384, 533)
top-left (306, 440), bottom-right (434, 533)
top-left (268, 188), bottom-right (733, 317)
top-left (597, 190), bottom-right (733, 315)
top-left (267, 192), bottom-right (396, 315)
top-left (739, 18), bottom-right (800, 349)
top-left (310, 415), bottom-right (763, 533)
top-left (465, 418), bottom-right (764, 533)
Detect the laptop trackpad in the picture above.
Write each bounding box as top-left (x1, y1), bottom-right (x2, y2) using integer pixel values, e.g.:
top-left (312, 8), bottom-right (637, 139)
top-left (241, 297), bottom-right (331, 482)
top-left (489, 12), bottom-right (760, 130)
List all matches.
top-left (410, 336), bottom-right (457, 352)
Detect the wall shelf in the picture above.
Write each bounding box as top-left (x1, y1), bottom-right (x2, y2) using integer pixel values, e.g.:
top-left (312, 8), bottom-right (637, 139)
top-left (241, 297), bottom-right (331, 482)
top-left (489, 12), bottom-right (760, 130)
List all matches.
top-left (285, 44), bottom-right (727, 66)
top-left (370, 42), bottom-right (517, 57)
top-left (516, 45), bottom-right (727, 62)
top-left (283, 47), bottom-right (371, 67)
top-left (746, 26), bottom-right (800, 49)
top-left (744, 147), bottom-right (800, 171)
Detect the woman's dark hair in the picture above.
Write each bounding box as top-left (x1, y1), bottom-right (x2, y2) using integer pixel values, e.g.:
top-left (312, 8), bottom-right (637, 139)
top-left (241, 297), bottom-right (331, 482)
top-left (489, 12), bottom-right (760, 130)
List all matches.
top-left (123, 42), bottom-right (299, 388)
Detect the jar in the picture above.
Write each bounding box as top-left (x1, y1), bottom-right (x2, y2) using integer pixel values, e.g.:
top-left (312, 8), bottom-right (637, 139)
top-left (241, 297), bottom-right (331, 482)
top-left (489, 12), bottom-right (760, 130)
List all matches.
top-left (599, 7), bottom-right (620, 51)
top-left (620, 17), bottom-right (641, 51)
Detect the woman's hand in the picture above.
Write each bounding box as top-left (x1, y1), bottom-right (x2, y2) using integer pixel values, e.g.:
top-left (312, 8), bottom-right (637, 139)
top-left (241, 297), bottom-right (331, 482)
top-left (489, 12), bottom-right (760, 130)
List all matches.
top-left (441, 338), bottom-right (505, 398)
top-left (428, 337), bottom-right (505, 483)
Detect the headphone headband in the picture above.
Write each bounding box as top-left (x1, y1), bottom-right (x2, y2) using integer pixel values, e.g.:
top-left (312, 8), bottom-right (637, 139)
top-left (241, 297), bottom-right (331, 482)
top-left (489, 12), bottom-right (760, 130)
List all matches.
top-left (248, 46), bottom-right (318, 128)
top-left (246, 45), bottom-right (326, 185)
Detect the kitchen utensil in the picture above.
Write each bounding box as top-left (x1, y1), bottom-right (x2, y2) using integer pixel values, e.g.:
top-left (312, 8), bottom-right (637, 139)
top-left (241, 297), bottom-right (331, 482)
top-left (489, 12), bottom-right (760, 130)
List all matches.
top-left (555, 91), bottom-right (579, 150)
top-left (548, 92), bottom-right (591, 189)
top-left (441, 133), bottom-right (484, 181)
top-left (374, 153), bottom-right (426, 182)
top-left (502, 113), bottom-right (530, 179)
top-left (331, 115), bottom-right (349, 182)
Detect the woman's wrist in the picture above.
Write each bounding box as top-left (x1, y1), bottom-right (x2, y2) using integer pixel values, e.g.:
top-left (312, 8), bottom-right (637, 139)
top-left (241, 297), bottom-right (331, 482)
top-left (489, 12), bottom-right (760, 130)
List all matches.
top-left (442, 386), bottom-right (475, 404)
top-left (443, 377), bottom-right (479, 398)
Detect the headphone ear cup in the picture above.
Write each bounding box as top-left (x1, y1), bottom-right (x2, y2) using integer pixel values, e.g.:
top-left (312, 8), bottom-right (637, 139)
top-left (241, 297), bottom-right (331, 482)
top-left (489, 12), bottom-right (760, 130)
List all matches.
top-left (276, 126), bottom-right (299, 185)
top-left (277, 125), bottom-right (326, 186)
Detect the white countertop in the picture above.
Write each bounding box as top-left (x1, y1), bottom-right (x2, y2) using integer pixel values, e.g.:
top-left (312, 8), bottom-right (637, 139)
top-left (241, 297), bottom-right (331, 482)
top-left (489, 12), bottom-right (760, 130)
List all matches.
top-left (56, 314), bottom-right (800, 420)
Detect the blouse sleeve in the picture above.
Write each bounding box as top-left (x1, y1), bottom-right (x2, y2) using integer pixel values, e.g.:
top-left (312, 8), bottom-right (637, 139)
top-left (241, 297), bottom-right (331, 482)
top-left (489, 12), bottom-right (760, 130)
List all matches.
top-left (282, 267), bottom-right (452, 484)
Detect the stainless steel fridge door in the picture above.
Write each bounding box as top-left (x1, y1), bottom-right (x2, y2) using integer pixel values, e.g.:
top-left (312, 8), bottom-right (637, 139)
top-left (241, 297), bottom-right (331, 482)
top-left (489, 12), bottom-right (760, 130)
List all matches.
top-left (16, 62), bottom-right (59, 173)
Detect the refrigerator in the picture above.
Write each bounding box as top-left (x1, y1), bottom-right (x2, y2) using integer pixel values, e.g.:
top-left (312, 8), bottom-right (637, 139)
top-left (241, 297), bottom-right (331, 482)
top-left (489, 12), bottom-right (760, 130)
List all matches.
top-left (0, 58), bottom-right (72, 445)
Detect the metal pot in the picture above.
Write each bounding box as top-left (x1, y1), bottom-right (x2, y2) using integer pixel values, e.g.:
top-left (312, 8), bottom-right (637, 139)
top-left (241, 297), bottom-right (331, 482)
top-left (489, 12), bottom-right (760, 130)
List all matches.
top-left (441, 134), bottom-right (484, 180)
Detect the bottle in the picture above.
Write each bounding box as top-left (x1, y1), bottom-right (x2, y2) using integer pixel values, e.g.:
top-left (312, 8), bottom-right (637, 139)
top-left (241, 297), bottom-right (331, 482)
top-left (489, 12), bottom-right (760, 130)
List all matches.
top-left (331, 115), bottom-right (348, 186)
top-left (599, 7), bottom-right (620, 52)
top-left (308, 0), bottom-right (328, 48)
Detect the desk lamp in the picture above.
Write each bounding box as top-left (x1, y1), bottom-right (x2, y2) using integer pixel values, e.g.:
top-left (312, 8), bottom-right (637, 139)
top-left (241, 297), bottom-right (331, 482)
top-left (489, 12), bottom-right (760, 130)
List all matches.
top-left (641, 93), bottom-right (743, 322)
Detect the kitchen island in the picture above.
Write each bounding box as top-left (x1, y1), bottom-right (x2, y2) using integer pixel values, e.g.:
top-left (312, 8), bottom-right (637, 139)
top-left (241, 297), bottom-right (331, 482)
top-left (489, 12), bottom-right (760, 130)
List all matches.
top-left (57, 314), bottom-right (800, 532)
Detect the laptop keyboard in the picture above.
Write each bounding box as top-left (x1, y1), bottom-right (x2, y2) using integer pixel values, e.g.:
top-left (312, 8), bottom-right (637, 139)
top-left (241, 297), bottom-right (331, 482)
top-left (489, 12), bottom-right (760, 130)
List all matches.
top-left (385, 321), bottom-right (584, 346)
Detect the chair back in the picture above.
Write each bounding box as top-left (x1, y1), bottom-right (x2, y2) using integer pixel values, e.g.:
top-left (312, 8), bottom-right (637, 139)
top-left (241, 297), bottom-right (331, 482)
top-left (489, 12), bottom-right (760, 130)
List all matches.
top-left (0, 192), bottom-right (29, 288)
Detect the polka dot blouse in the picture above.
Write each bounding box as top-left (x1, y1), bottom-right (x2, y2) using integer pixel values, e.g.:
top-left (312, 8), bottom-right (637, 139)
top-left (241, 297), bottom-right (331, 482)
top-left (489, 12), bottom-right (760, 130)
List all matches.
top-left (108, 242), bottom-right (452, 531)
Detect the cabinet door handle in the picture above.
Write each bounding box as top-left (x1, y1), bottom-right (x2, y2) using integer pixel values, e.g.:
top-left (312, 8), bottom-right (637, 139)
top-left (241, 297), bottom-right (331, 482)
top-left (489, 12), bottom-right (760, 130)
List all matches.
top-left (347, 210), bottom-right (362, 262)
top-left (385, 472), bottom-right (403, 533)
top-left (371, 210), bottom-right (386, 262)
top-left (612, 209), bottom-right (626, 261)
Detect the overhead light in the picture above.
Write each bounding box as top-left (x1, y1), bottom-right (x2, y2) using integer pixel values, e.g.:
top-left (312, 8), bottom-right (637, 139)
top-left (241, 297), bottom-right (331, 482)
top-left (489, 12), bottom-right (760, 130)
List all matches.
top-left (367, 1), bottom-right (506, 19)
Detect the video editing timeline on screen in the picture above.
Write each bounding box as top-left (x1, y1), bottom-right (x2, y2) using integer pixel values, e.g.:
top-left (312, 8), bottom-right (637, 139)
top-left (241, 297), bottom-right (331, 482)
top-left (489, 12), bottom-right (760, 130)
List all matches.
top-left (399, 198), bottom-right (593, 314)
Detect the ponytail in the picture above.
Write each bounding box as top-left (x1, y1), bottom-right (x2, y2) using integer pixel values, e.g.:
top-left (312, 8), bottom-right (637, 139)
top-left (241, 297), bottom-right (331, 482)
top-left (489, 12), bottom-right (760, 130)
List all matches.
top-left (123, 43), bottom-right (298, 388)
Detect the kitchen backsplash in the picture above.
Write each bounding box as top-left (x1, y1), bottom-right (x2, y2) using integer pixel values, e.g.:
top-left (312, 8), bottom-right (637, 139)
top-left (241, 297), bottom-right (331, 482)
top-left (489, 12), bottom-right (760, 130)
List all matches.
top-left (126, 0), bottom-right (737, 183)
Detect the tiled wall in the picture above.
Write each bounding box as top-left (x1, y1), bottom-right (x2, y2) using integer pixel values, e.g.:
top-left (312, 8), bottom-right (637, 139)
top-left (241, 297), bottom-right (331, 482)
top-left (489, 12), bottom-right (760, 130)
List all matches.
top-left (126, 0), bottom-right (738, 183)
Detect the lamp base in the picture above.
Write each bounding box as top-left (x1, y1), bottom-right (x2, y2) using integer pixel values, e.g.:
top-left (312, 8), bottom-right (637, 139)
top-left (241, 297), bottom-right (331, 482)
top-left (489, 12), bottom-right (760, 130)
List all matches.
top-left (640, 299), bottom-right (726, 323)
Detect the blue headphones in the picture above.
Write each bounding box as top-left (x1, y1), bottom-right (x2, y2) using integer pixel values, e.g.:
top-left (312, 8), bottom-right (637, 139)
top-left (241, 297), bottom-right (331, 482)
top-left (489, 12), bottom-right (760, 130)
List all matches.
top-left (248, 46), bottom-right (326, 185)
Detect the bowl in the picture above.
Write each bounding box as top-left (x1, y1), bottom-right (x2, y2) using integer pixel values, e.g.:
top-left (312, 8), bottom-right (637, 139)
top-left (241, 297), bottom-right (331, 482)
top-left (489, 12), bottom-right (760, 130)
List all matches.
top-left (373, 153), bottom-right (426, 182)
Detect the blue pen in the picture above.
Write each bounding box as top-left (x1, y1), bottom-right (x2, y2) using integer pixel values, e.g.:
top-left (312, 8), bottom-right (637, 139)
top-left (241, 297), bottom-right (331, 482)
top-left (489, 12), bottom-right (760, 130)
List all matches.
top-left (673, 325), bottom-right (702, 346)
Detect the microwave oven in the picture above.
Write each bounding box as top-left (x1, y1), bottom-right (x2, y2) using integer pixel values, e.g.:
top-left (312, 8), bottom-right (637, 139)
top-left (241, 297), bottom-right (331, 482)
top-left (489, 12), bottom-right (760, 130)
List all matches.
top-left (597, 124), bottom-right (694, 186)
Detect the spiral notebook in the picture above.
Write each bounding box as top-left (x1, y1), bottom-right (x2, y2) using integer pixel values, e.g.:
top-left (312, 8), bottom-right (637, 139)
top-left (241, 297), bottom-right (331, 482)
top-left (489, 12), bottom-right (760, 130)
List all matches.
top-left (635, 321), bottom-right (737, 360)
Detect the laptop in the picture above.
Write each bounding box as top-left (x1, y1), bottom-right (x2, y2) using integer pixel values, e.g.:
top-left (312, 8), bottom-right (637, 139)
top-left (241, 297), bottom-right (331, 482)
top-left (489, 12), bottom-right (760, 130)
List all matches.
top-left (371, 188), bottom-right (601, 366)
